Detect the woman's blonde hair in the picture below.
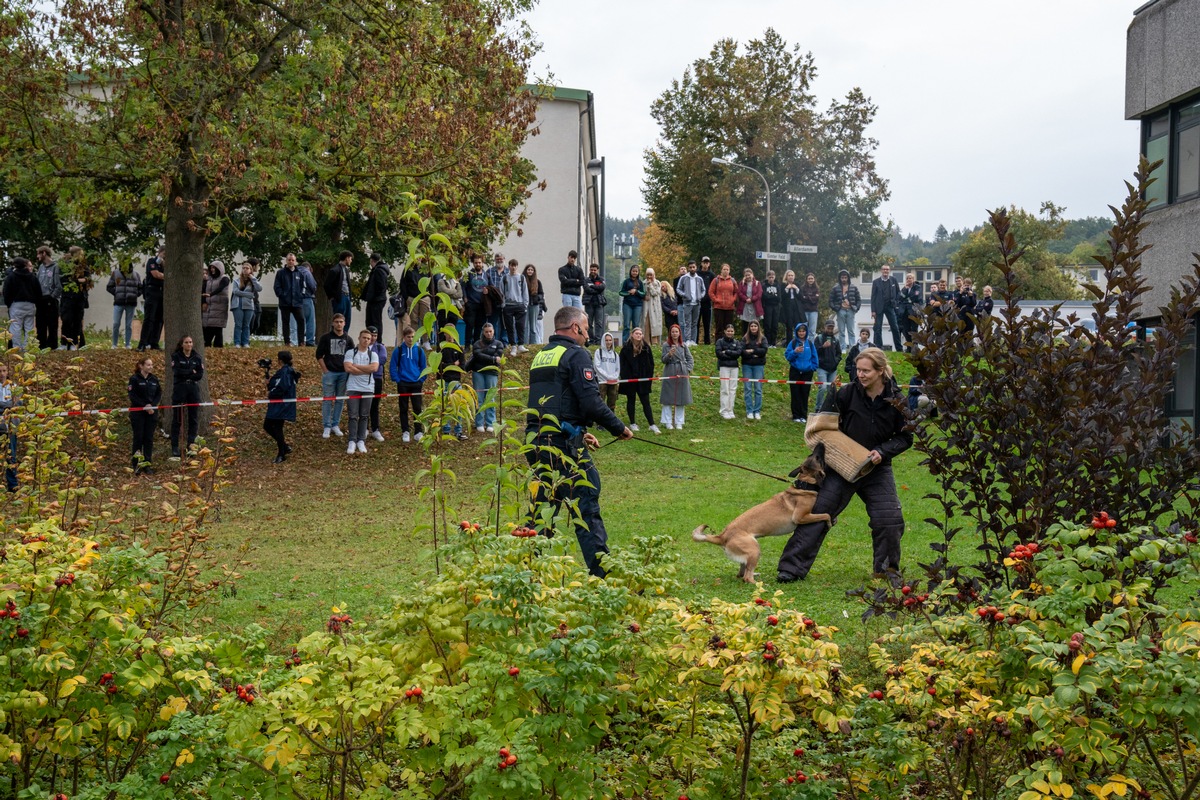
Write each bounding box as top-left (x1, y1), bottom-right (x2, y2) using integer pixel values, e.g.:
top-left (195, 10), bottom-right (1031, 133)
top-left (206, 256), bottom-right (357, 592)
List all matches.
top-left (854, 348), bottom-right (894, 382)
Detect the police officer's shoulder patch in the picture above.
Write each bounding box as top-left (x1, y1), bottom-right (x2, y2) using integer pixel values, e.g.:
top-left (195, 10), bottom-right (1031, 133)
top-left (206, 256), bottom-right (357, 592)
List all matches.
top-left (583, 368), bottom-right (594, 381)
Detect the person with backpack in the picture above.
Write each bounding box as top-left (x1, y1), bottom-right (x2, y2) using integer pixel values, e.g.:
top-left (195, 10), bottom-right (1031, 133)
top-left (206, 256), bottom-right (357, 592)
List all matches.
top-left (389, 326), bottom-right (427, 443)
top-left (813, 318), bottom-right (842, 410)
top-left (263, 350), bottom-right (299, 463)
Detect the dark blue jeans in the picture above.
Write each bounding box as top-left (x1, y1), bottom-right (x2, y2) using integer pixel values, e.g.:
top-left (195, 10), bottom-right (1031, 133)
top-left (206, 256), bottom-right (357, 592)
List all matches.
top-left (5, 430), bottom-right (18, 492)
top-left (332, 295), bottom-right (352, 330)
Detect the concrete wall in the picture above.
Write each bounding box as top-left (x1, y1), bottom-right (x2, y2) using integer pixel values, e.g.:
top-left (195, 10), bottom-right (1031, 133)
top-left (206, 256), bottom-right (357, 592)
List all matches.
top-left (1125, 0), bottom-right (1200, 118)
top-left (1126, 0), bottom-right (1200, 317)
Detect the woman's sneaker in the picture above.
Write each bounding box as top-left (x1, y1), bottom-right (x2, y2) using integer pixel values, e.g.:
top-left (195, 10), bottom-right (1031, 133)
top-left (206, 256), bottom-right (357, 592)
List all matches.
top-left (346, 441), bottom-right (356, 455)
top-left (649, 424), bottom-right (662, 435)
top-left (402, 431), bottom-right (411, 443)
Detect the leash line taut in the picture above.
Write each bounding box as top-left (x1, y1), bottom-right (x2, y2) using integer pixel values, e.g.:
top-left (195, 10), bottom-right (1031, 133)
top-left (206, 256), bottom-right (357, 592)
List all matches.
top-left (622, 436), bottom-right (790, 483)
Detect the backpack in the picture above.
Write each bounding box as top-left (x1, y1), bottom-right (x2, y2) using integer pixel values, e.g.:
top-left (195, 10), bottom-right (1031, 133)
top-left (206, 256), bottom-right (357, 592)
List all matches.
top-left (387, 292), bottom-right (405, 321)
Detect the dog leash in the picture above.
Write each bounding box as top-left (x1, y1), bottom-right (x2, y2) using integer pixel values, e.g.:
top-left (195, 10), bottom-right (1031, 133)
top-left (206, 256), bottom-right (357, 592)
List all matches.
top-left (617, 436), bottom-right (790, 483)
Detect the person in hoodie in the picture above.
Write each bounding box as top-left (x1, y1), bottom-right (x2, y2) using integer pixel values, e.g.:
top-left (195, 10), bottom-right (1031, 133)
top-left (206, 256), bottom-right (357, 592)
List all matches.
top-left (780, 270), bottom-right (802, 344)
top-left (785, 322), bottom-right (819, 423)
top-left (845, 327), bottom-right (874, 375)
top-left (714, 322), bottom-right (741, 420)
top-left (389, 326), bottom-right (427, 443)
top-left (761, 270), bottom-right (781, 346)
top-left (829, 269), bottom-right (861, 349)
top-left (501, 258), bottom-right (529, 355)
top-left (592, 332), bottom-right (621, 412)
top-left (813, 318), bottom-right (843, 410)
top-left (468, 322), bottom-right (505, 433)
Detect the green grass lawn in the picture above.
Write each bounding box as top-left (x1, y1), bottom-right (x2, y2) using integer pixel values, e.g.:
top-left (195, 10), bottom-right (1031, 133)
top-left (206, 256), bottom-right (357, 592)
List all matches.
top-left (194, 343), bottom-right (941, 650)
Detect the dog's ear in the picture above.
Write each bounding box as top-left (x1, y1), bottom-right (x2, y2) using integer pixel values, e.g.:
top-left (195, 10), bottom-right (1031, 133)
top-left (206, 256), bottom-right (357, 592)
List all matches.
top-left (788, 464), bottom-right (804, 478)
top-left (812, 441), bottom-right (826, 461)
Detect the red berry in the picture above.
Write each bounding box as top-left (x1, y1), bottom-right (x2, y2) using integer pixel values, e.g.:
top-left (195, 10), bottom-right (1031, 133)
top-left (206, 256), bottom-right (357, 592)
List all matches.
top-left (1107, 519), bottom-right (1116, 528)
top-left (505, 754), bottom-right (517, 766)
top-left (508, 667), bottom-right (520, 677)
top-left (927, 687), bottom-right (936, 696)
top-left (754, 597), bottom-right (766, 606)
top-left (966, 728), bottom-right (975, 736)
top-left (411, 686), bottom-right (422, 697)
top-left (106, 685), bottom-right (118, 695)
top-left (764, 641), bottom-right (775, 650)
top-left (793, 747), bottom-right (804, 757)
top-left (787, 776), bottom-right (795, 784)
top-left (499, 747), bottom-right (509, 758)
top-left (797, 773), bottom-right (807, 783)
top-left (628, 622), bottom-right (641, 633)
top-left (901, 586), bottom-right (911, 595)
top-left (763, 652), bottom-right (775, 661)
top-left (871, 690), bottom-right (883, 700)
top-left (766, 615), bottom-right (778, 626)
top-left (160, 774), bottom-right (171, 784)
top-left (1054, 746), bottom-right (1065, 758)
top-left (811, 631), bottom-right (822, 640)
top-left (993, 613), bottom-right (1005, 623)
top-left (15, 628), bottom-right (28, 638)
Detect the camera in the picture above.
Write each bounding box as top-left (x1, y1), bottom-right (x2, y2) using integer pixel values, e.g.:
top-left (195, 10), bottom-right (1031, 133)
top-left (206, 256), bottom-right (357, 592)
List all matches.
top-left (257, 357), bottom-right (273, 380)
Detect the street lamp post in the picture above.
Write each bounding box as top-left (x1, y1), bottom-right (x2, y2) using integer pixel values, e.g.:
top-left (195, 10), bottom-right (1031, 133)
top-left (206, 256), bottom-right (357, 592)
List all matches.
top-left (613, 233), bottom-right (636, 279)
top-left (587, 157), bottom-right (606, 280)
top-left (712, 156), bottom-right (772, 270)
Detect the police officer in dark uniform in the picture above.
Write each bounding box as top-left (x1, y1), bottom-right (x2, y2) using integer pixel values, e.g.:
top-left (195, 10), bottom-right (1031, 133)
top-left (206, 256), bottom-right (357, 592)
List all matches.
top-left (526, 306), bottom-right (632, 577)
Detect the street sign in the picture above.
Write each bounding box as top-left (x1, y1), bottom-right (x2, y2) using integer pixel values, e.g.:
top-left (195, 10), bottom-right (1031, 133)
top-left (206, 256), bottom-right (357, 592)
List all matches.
top-left (755, 251), bottom-right (791, 261)
top-left (788, 244), bottom-right (818, 254)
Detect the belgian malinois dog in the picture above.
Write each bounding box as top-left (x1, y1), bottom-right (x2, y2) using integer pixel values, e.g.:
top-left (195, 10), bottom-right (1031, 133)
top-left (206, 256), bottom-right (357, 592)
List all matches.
top-left (691, 443), bottom-right (832, 583)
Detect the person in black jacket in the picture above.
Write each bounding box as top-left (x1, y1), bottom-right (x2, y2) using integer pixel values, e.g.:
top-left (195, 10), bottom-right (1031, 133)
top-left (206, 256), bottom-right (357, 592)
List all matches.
top-left (127, 355), bottom-right (162, 473)
top-left (871, 264), bottom-right (902, 351)
top-left (3, 257), bottom-right (42, 352)
top-left (325, 250), bottom-right (354, 329)
top-left (558, 250), bottom-right (584, 309)
top-left (525, 306), bottom-right (632, 576)
top-left (618, 327), bottom-right (658, 433)
top-left (168, 335), bottom-right (204, 459)
top-left (582, 263), bottom-right (607, 344)
top-left (264, 350), bottom-right (299, 463)
top-left (696, 257), bottom-right (716, 344)
top-left (468, 323), bottom-right (505, 432)
top-left (898, 272), bottom-right (923, 352)
top-left (761, 270), bottom-right (781, 346)
top-left (777, 348), bottom-right (913, 582)
top-left (362, 254), bottom-right (391, 334)
top-left (274, 254), bottom-right (307, 346)
top-left (714, 323), bottom-right (742, 419)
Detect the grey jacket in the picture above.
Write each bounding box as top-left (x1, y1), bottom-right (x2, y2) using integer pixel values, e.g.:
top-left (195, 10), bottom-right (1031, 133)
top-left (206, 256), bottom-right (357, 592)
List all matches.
top-left (230, 276), bottom-right (262, 311)
top-left (106, 268), bottom-right (142, 307)
top-left (201, 274), bottom-right (231, 327)
top-left (37, 261), bottom-right (63, 301)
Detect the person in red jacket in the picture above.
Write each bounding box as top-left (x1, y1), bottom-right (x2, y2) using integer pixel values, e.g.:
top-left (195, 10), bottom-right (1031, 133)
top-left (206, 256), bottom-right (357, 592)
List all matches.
top-left (736, 267), bottom-right (763, 335)
top-left (707, 263), bottom-right (738, 336)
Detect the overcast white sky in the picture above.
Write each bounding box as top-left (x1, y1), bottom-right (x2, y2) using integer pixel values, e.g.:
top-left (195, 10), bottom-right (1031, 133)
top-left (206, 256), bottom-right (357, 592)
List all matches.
top-left (520, 0), bottom-right (1138, 240)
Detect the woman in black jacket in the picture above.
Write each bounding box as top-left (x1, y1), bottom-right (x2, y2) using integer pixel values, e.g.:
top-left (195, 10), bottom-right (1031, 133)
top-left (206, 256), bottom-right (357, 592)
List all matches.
top-left (169, 335), bottom-right (204, 459)
top-left (127, 355), bottom-right (162, 473)
top-left (264, 350), bottom-right (299, 463)
top-left (469, 323), bottom-right (505, 432)
top-left (714, 323), bottom-right (741, 419)
top-left (618, 327), bottom-right (658, 433)
top-left (740, 320), bottom-right (769, 419)
top-left (777, 348), bottom-right (913, 583)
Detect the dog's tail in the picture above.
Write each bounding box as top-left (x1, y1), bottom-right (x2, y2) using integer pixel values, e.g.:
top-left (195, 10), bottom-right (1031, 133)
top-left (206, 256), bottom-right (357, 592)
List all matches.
top-left (691, 524), bottom-right (724, 546)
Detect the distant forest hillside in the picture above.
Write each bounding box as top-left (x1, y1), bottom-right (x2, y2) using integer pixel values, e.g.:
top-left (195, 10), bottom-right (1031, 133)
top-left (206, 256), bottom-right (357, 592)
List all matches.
top-left (883, 216), bottom-right (1112, 266)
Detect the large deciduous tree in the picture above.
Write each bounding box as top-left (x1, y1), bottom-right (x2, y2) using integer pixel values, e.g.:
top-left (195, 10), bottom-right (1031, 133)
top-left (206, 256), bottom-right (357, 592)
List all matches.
top-left (0, 0), bottom-right (536, 376)
top-left (952, 202), bottom-right (1082, 299)
top-left (643, 28), bottom-right (889, 284)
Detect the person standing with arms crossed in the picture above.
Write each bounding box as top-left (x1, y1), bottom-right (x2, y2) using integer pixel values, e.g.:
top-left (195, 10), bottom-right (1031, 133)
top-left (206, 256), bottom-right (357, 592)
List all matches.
top-left (525, 306), bottom-right (633, 577)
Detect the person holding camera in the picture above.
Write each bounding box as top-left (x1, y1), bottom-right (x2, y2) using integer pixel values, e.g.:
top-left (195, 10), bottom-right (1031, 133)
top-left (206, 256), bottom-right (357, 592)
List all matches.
top-left (263, 351), bottom-right (299, 463)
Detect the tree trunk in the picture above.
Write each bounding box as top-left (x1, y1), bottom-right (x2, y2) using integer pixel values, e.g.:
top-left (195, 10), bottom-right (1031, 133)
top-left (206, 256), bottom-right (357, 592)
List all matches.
top-left (163, 176), bottom-right (212, 436)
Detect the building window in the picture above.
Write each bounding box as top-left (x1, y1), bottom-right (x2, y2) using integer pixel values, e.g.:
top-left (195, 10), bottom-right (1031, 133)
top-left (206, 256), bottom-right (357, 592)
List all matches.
top-left (255, 306), bottom-right (280, 338)
top-left (1176, 98), bottom-right (1200, 201)
top-left (860, 271), bottom-right (871, 284)
top-left (1142, 94), bottom-right (1200, 208)
top-left (1168, 326), bottom-right (1195, 417)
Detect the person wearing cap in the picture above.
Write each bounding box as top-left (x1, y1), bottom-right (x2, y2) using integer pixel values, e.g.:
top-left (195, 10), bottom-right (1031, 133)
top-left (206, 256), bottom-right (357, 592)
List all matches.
top-left (696, 256), bottom-right (716, 344)
top-left (366, 326), bottom-right (387, 442)
top-left (200, 261), bottom-right (230, 348)
top-left (814, 318), bottom-right (842, 409)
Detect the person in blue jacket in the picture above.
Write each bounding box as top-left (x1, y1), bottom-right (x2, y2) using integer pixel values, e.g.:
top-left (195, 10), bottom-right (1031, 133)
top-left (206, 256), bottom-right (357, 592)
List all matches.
top-left (389, 326), bottom-right (428, 443)
top-left (785, 322), bottom-right (818, 423)
top-left (264, 350), bottom-right (299, 463)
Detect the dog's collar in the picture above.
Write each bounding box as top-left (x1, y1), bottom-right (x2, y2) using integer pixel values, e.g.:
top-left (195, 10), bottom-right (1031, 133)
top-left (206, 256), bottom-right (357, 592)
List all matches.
top-left (792, 480), bottom-right (821, 492)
